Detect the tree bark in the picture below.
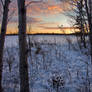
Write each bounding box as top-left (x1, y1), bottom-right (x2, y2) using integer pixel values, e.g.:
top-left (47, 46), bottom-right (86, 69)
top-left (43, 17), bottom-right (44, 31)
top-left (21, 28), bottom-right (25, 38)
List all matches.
top-left (17, 0), bottom-right (29, 92)
top-left (0, 0), bottom-right (10, 91)
top-left (84, 0), bottom-right (92, 61)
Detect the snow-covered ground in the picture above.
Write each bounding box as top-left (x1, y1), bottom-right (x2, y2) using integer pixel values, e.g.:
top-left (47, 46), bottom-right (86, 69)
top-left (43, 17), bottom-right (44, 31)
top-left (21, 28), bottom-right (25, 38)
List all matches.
top-left (2, 35), bottom-right (91, 92)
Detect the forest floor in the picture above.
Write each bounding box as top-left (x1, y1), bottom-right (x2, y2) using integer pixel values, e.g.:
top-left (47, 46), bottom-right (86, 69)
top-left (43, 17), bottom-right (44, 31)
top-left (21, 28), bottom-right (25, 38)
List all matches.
top-left (2, 35), bottom-right (91, 92)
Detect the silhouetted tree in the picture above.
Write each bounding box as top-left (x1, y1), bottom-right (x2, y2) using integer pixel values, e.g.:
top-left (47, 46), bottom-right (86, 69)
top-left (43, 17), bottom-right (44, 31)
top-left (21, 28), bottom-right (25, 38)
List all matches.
top-left (75, 0), bottom-right (87, 48)
top-left (0, 0), bottom-right (10, 91)
top-left (17, 0), bottom-right (29, 92)
top-left (84, 0), bottom-right (92, 61)
top-left (67, 0), bottom-right (88, 48)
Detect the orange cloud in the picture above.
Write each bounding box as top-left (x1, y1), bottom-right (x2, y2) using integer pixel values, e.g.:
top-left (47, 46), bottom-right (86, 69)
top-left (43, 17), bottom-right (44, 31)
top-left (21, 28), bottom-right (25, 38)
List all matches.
top-left (36, 22), bottom-right (60, 29)
top-left (48, 6), bottom-right (59, 10)
top-left (26, 0), bottom-right (70, 16)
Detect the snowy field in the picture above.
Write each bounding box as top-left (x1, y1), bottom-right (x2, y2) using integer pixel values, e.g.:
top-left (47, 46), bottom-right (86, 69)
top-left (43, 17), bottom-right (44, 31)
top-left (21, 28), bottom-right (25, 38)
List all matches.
top-left (2, 35), bottom-right (91, 92)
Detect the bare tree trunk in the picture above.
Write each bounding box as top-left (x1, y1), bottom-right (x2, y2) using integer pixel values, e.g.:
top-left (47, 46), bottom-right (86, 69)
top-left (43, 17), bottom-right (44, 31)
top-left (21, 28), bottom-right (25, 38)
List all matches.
top-left (84, 0), bottom-right (92, 61)
top-left (0, 0), bottom-right (10, 91)
top-left (17, 0), bottom-right (29, 92)
top-left (88, 0), bottom-right (92, 61)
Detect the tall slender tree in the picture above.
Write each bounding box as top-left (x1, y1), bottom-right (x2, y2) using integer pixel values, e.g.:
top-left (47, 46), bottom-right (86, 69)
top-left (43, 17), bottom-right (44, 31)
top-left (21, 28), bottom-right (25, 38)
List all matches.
top-left (66, 0), bottom-right (88, 48)
top-left (17, 0), bottom-right (29, 92)
top-left (0, 0), bottom-right (10, 91)
top-left (84, 0), bottom-right (92, 61)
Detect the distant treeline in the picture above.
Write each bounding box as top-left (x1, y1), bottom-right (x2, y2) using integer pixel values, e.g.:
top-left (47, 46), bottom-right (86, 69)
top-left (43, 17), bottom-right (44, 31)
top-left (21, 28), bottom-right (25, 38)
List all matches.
top-left (5, 32), bottom-right (89, 36)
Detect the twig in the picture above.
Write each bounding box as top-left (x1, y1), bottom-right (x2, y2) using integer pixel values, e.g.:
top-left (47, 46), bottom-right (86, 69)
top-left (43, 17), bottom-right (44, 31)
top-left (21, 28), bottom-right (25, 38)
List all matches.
top-left (7, 10), bottom-right (15, 22)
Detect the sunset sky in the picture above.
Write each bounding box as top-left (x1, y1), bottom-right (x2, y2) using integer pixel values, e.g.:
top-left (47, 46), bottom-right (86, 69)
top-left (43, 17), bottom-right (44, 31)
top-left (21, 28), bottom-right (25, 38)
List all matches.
top-left (1, 0), bottom-right (78, 34)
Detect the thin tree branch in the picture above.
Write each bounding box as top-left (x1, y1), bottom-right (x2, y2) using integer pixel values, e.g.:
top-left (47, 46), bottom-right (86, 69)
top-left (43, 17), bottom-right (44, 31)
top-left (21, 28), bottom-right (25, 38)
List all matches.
top-left (7, 10), bottom-right (15, 23)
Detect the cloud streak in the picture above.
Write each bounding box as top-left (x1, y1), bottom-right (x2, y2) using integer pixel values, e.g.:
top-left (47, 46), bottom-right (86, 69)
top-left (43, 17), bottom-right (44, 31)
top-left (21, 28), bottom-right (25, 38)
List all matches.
top-left (38, 26), bottom-right (77, 30)
top-left (9, 16), bottom-right (43, 24)
top-left (27, 0), bottom-right (71, 16)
